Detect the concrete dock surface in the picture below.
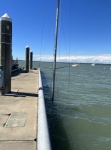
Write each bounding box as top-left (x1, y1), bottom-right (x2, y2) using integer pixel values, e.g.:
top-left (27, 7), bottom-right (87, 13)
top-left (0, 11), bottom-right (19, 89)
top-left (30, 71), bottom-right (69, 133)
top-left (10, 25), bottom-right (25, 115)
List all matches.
top-left (0, 70), bottom-right (39, 150)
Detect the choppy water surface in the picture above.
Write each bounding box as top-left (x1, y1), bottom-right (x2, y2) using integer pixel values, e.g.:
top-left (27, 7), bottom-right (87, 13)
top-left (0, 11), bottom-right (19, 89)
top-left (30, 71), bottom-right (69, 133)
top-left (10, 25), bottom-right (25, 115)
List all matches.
top-left (19, 61), bottom-right (111, 150)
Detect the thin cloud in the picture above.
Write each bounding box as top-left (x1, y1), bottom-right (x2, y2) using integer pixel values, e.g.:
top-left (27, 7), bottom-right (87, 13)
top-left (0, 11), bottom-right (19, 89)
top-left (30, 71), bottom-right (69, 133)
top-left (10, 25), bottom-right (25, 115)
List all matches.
top-left (33, 54), bottom-right (111, 64)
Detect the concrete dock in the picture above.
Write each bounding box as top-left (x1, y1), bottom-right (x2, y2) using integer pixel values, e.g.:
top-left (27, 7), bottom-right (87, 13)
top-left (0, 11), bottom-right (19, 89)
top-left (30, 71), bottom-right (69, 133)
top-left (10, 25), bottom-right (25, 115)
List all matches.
top-left (0, 70), bottom-right (38, 150)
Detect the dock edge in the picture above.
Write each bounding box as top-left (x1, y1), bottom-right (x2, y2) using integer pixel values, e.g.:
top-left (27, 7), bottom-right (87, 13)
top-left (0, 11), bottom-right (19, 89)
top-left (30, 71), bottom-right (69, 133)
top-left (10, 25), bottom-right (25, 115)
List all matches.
top-left (37, 69), bottom-right (51, 150)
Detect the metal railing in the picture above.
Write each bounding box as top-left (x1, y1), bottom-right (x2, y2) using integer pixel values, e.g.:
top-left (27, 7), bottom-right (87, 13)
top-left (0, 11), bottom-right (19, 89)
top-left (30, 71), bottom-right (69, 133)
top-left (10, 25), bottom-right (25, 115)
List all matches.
top-left (37, 69), bottom-right (51, 150)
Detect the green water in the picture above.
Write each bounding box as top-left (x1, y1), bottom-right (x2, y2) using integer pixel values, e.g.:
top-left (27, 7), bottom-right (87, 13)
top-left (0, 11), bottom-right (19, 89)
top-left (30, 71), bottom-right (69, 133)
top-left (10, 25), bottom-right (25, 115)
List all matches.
top-left (19, 61), bottom-right (111, 150)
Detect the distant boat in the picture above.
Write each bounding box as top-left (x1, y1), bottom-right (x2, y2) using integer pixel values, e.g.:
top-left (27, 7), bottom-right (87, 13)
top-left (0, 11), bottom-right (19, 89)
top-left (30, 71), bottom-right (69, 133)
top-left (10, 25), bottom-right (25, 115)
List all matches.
top-left (11, 57), bottom-right (19, 72)
top-left (72, 64), bottom-right (79, 67)
top-left (91, 63), bottom-right (95, 66)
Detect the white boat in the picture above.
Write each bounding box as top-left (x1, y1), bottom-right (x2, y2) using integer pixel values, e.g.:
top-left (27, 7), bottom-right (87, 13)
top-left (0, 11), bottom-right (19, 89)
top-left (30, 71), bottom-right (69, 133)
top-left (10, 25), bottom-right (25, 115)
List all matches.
top-left (72, 64), bottom-right (79, 67)
top-left (11, 57), bottom-right (19, 72)
top-left (91, 63), bottom-right (95, 66)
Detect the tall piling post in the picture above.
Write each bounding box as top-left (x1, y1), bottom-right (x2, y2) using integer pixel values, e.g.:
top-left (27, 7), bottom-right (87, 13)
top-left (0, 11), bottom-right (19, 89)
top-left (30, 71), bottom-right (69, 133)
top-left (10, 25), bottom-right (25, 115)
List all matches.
top-left (25, 46), bottom-right (30, 73)
top-left (30, 51), bottom-right (33, 70)
top-left (0, 13), bottom-right (12, 95)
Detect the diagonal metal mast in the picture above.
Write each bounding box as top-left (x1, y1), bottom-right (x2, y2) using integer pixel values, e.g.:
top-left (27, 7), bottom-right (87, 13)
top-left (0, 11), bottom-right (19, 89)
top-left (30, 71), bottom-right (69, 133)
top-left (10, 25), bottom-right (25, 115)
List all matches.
top-left (52, 0), bottom-right (60, 101)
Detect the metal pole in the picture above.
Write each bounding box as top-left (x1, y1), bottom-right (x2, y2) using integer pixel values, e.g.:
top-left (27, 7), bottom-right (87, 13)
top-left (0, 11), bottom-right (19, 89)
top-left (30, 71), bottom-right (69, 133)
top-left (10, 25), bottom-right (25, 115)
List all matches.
top-left (52, 0), bottom-right (60, 101)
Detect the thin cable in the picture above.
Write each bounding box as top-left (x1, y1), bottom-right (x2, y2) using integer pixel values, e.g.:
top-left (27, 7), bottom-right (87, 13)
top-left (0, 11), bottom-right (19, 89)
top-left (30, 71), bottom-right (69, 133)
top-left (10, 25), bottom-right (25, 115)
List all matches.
top-left (39, 0), bottom-right (46, 66)
top-left (54, 0), bottom-right (72, 103)
top-left (67, 0), bottom-right (72, 103)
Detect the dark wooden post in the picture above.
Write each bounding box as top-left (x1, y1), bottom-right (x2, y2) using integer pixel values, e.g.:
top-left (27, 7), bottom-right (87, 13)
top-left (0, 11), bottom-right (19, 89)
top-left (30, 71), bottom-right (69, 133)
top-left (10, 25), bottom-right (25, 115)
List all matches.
top-left (30, 51), bottom-right (33, 70)
top-left (0, 13), bottom-right (12, 95)
top-left (25, 46), bottom-right (30, 73)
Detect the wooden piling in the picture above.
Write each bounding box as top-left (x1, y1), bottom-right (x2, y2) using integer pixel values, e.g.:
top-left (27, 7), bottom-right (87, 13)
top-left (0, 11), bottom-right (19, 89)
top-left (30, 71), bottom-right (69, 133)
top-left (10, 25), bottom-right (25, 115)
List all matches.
top-left (25, 46), bottom-right (30, 73)
top-left (0, 13), bottom-right (12, 94)
top-left (30, 51), bottom-right (33, 69)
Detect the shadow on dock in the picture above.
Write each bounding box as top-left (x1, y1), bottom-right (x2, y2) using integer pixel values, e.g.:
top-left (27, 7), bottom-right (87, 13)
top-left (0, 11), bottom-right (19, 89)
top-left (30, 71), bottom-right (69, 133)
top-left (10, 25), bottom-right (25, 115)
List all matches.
top-left (11, 68), bottom-right (26, 77)
top-left (12, 91), bottom-right (38, 97)
top-left (5, 91), bottom-right (38, 97)
top-left (10, 68), bottom-right (38, 97)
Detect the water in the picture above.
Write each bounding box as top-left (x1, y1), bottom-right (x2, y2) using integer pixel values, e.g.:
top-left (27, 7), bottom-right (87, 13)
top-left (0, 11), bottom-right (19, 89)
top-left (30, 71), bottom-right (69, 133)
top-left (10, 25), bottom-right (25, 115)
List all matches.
top-left (19, 61), bottom-right (111, 150)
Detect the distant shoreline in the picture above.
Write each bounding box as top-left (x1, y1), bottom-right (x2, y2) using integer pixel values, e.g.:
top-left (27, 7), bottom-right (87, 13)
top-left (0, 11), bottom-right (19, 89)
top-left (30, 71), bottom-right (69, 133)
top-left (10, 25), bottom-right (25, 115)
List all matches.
top-left (18, 60), bottom-right (111, 65)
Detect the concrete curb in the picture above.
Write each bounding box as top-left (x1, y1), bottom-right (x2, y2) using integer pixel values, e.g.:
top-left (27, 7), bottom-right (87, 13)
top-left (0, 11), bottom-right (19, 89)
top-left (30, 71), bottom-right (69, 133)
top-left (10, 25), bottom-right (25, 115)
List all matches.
top-left (37, 69), bottom-right (51, 150)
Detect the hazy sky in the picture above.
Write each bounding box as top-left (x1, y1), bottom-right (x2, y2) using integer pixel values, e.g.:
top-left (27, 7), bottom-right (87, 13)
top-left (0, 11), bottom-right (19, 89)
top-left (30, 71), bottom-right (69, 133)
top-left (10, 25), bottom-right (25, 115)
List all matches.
top-left (0, 0), bottom-right (111, 63)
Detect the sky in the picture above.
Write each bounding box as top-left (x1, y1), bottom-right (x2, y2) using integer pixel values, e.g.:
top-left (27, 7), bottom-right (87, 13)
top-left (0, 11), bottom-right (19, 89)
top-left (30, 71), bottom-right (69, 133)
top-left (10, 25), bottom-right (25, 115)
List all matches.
top-left (0, 0), bottom-right (111, 63)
